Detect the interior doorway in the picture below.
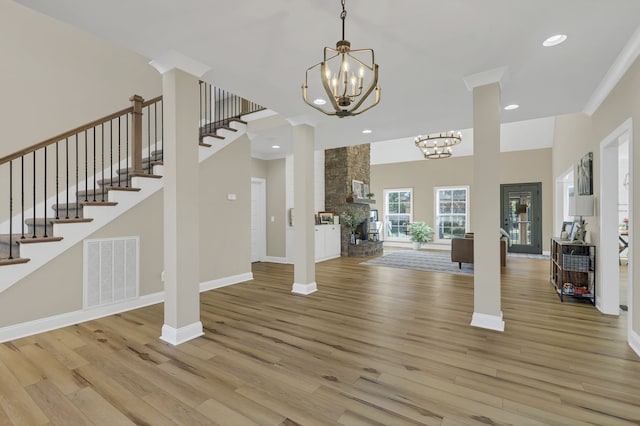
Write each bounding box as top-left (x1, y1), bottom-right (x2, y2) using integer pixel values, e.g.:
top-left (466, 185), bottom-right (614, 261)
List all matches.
top-left (251, 178), bottom-right (266, 263)
top-left (500, 183), bottom-right (542, 254)
top-left (599, 119), bottom-right (632, 317)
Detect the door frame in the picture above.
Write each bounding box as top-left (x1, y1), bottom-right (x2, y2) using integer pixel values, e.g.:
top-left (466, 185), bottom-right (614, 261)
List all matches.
top-left (500, 182), bottom-right (542, 254)
top-left (599, 118), bottom-right (632, 319)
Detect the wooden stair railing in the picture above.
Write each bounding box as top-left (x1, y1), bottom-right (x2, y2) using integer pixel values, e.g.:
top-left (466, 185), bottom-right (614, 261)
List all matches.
top-left (198, 81), bottom-right (265, 146)
top-left (0, 95), bottom-right (163, 265)
top-left (1, 81), bottom-right (264, 266)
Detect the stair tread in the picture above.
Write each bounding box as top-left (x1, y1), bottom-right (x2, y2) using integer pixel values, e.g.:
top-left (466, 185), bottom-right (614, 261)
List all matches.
top-left (201, 133), bottom-right (224, 140)
top-left (25, 217), bottom-right (93, 225)
top-left (54, 201), bottom-right (117, 207)
top-left (77, 186), bottom-right (141, 197)
top-left (228, 118), bottom-right (248, 125)
top-left (117, 163), bottom-right (162, 174)
top-left (128, 173), bottom-right (162, 179)
top-left (0, 258), bottom-right (30, 266)
top-left (18, 236), bottom-right (64, 244)
top-left (0, 235), bottom-right (63, 244)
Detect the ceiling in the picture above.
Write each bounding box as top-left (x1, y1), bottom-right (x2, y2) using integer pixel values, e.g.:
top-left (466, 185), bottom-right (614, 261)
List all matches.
top-left (17, 0), bottom-right (640, 160)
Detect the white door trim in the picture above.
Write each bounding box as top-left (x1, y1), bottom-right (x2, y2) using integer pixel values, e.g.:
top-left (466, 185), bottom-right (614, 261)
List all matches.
top-left (599, 118), bottom-right (633, 331)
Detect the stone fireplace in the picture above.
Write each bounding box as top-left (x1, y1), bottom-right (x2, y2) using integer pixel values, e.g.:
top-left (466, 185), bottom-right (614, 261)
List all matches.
top-left (324, 144), bottom-right (383, 257)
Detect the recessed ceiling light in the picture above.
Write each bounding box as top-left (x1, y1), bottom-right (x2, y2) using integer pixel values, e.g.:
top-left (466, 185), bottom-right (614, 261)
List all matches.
top-left (272, 145), bottom-right (280, 149)
top-left (313, 98), bottom-right (327, 105)
top-left (504, 104), bottom-right (519, 110)
top-left (362, 129), bottom-right (372, 134)
top-left (543, 34), bottom-right (567, 47)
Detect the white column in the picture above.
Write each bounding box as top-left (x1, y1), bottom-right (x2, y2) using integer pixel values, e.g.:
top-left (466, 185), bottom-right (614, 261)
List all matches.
top-left (151, 52), bottom-right (210, 345)
top-left (291, 124), bottom-right (317, 295)
top-left (464, 68), bottom-right (505, 332)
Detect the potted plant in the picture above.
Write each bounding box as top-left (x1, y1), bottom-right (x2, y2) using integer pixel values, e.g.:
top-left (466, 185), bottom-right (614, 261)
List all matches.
top-left (408, 221), bottom-right (434, 249)
top-left (366, 192), bottom-right (375, 200)
top-left (341, 208), bottom-right (363, 244)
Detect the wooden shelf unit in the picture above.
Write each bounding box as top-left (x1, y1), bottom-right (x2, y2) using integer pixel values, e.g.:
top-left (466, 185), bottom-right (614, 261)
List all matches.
top-left (550, 238), bottom-right (596, 305)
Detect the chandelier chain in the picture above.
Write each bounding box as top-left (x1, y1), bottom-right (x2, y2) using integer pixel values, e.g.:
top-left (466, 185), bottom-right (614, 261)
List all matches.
top-left (341, 0), bottom-right (347, 40)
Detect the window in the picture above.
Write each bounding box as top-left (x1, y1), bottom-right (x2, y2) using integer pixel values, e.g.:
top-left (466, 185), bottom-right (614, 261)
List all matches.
top-left (384, 188), bottom-right (412, 240)
top-left (435, 186), bottom-right (469, 242)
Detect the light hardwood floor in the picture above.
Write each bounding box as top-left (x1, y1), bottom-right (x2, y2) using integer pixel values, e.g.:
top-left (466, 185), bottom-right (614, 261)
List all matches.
top-left (1, 253), bottom-right (639, 425)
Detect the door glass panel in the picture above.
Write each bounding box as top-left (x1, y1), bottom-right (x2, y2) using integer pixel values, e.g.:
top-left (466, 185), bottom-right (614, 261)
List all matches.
top-left (507, 191), bottom-right (532, 246)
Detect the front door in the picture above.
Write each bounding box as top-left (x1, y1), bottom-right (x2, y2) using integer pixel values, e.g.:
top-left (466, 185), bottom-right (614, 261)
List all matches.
top-left (500, 183), bottom-right (542, 254)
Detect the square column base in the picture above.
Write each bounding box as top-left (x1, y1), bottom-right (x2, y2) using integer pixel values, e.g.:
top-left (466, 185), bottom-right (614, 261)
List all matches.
top-left (160, 321), bottom-right (204, 346)
top-left (471, 312), bottom-right (505, 332)
top-left (292, 282), bottom-right (317, 295)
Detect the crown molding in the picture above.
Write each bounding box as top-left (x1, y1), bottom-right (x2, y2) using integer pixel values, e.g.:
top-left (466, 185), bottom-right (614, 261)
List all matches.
top-left (583, 25), bottom-right (640, 116)
top-left (149, 50), bottom-right (211, 77)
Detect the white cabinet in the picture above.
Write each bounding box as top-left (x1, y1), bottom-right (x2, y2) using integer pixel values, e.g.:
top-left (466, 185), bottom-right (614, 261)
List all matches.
top-left (315, 225), bottom-right (341, 262)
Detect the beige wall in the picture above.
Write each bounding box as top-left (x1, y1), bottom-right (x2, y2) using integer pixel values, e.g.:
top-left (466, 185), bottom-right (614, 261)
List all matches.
top-left (251, 158), bottom-right (287, 258)
top-left (199, 135), bottom-right (252, 281)
top-left (371, 148), bottom-right (553, 248)
top-left (0, 2), bottom-right (161, 159)
top-left (266, 159), bottom-right (286, 257)
top-left (553, 57), bottom-right (640, 333)
top-left (251, 158), bottom-right (268, 179)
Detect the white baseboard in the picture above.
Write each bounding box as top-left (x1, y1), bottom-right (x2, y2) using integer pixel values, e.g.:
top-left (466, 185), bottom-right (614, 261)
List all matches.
top-left (263, 256), bottom-right (289, 264)
top-left (292, 282), bottom-right (317, 295)
top-left (630, 329), bottom-right (640, 358)
top-left (0, 272), bottom-right (251, 343)
top-left (160, 321), bottom-right (204, 346)
top-left (0, 291), bottom-right (164, 343)
top-left (200, 272), bottom-right (253, 292)
top-left (471, 311), bottom-right (505, 332)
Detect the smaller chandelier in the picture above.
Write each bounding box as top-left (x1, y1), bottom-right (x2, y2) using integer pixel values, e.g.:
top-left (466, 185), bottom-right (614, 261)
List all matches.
top-left (302, 0), bottom-right (380, 117)
top-left (415, 131), bottom-right (462, 159)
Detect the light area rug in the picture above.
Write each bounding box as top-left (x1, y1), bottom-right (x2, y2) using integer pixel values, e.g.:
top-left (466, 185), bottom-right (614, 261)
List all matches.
top-left (362, 250), bottom-right (474, 276)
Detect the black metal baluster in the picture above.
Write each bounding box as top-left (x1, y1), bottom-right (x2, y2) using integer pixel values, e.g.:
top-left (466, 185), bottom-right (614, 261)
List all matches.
top-left (65, 138), bottom-right (69, 219)
top-left (21, 156), bottom-right (24, 239)
top-left (43, 146), bottom-right (48, 237)
top-left (56, 142), bottom-right (59, 220)
top-left (109, 121), bottom-right (113, 189)
top-left (147, 104), bottom-right (151, 173)
top-left (101, 123), bottom-right (105, 202)
top-left (154, 102), bottom-right (158, 160)
top-left (160, 101), bottom-right (163, 162)
top-left (75, 134), bottom-right (79, 218)
top-left (84, 130), bottom-right (88, 203)
top-left (126, 115), bottom-right (130, 187)
top-left (32, 151), bottom-right (36, 238)
top-left (8, 160), bottom-right (13, 259)
top-left (93, 127), bottom-right (96, 202)
top-left (200, 82), bottom-right (204, 137)
top-left (118, 116), bottom-right (122, 187)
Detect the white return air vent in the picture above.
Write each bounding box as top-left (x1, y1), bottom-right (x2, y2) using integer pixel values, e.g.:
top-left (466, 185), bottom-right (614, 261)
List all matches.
top-left (83, 237), bottom-right (139, 309)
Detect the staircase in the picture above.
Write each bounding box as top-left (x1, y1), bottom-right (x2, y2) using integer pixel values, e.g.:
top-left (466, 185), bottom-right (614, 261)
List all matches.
top-left (0, 82), bottom-right (264, 291)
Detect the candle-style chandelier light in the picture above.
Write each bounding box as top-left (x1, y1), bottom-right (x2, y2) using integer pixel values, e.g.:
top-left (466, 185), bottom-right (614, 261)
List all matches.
top-left (415, 131), bottom-right (462, 159)
top-left (301, 0), bottom-right (380, 117)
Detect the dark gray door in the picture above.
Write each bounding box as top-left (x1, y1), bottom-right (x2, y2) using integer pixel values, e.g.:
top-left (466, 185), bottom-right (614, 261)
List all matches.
top-left (500, 183), bottom-right (542, 254)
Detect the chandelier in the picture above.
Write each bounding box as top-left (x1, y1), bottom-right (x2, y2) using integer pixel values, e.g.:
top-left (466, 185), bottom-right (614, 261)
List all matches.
top-left (302, 0), bottom-right (380, 117)
top-left (415, 131), bottom-right (462, 159)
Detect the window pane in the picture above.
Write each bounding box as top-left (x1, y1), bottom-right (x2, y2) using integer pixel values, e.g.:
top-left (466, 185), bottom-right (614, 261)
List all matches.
top-left (385, 189), bottom-right (412, 239)
top-left (435, 187), bottom-right (468, 241)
